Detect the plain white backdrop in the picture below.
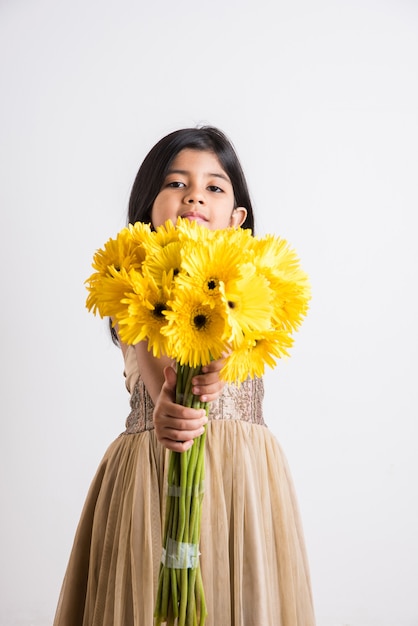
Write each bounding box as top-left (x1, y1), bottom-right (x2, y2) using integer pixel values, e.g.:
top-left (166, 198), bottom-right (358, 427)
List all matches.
top-left (1, 0), bottom-right (417, 624)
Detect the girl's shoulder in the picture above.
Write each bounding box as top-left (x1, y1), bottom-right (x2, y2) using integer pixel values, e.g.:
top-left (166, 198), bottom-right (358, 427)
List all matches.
top-left (123, 344), bottom-right (139, 393)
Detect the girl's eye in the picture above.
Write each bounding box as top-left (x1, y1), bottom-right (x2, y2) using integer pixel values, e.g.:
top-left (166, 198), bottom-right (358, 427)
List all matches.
top-left (167, 181), bottom-right (185, 188)
top-left (208, 185), bottom-right (223, 193)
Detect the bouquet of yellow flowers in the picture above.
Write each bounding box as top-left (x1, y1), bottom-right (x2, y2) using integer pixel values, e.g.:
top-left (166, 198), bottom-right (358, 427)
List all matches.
top-left (85, 217), bottom-right (311, 626)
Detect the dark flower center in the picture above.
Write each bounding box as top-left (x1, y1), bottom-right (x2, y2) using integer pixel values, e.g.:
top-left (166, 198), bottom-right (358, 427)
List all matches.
top-left (193, 314), bottom-right (208, 330)
top-left (207, 279), bottom-right (217, 290)
top-left (153, 302), bottom-right (166, 318)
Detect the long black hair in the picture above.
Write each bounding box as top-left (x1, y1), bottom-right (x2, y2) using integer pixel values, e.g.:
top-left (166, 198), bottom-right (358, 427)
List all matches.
top-left (128, 126), bottom-right (255, 232)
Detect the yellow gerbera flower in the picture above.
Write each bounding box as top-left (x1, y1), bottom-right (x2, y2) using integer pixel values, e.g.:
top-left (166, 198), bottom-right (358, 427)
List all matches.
top-left (85, 227), bottom-right (145, 315)
top-left (128, 221), bottom-right (153, 260)
top-left (162, 285), bottom-right (230, 367)
top-left (86, 266), bottom-right (134, 318)
top-left (217, 225), bottom-right (253, 249)
top-left (176, 233), bottom-right (245, 304)
top-left (249, 234), bottom-right (311, 333)
top-left (221, 329), bottom-right (294, 383)
top-left (117, 272), bottom-right (172, 357)
top-left (250, 235), bottom-right (308, 287)
top-left (249, 234), bottom-right (291, 271)
top-left (142, 219), bottom-right (181, 254)
top-left (142, 240), bottom-right (183, 287)
top-left (90, 227), bottom-right (142, 276)
top-left (175, 217), bottom-right (219, 243)
top-left (220, 268), bottom-right (274, 341)
top-left (269, 275), bottom-right (311, 333)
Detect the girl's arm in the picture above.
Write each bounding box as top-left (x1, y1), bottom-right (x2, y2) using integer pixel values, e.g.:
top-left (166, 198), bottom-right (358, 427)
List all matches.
top-left (133, 340), bottom-right (172, 404)
top-left (115, 323), bottom-right (171, 402)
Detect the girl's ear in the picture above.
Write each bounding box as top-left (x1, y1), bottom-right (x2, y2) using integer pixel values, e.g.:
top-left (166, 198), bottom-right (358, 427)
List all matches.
top-left (229, 207), bottom-right (247, 228)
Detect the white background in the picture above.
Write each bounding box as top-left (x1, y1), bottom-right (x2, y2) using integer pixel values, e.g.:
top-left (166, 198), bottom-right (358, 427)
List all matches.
top-left (1, 0), bottom-right (417, 625)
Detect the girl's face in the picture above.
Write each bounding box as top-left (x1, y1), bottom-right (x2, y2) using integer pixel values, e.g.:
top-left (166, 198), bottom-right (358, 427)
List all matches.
top-left (151, 149), bottom-right (247, 230)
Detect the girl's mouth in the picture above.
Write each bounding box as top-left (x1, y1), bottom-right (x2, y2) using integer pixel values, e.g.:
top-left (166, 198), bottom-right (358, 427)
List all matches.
top-left (181, 212), bottom-right (208, 224)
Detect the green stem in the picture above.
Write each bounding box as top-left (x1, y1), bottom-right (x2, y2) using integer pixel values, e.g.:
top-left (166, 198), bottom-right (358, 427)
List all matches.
top-left (155, 363), bottom-right (208, 625)
top-left (197, 567), bottom-right (208, 626)
top-left (178, 567), bottom-right (188, 626)
top-left (170, 565), bottom-right (179, 618)
top-left (177, 448), bottom-right (189, 543)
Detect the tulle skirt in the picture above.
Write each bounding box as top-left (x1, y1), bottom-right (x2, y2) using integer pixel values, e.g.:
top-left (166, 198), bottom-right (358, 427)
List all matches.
top-left (54, 420), bottom-right (315, 626)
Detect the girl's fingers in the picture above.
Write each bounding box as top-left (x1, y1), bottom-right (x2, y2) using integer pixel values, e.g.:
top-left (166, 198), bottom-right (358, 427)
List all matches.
top-left (158, 438), bottom-right (194, 453)
top-left (154, 409), bottom-right (207, 439)
top-left (153, 371), bottom-right (208, 448)
top-left (191, 370), bottom-right (225, 401)
top-left (157, 421), bottom-right (206, 451)
top-left (155, 420), bottom-right (206, 451)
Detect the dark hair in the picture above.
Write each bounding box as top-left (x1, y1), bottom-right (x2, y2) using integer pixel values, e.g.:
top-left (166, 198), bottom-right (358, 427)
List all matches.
top-left (128, 126), bottom-right (255, 232)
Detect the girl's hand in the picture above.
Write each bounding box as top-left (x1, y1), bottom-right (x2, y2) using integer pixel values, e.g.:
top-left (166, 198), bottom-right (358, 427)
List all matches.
top-left (153, 367), bottom-right (208, 452)
top-left (191, 358), bottom-right (225, 403)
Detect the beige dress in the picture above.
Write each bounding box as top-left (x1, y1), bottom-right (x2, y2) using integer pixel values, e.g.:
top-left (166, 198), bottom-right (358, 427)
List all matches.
top-left (54, 346), bottom-right (315, 626)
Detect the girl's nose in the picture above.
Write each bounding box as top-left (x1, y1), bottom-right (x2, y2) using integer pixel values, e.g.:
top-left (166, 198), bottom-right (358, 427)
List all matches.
top-left (187, 197), bottom-right (204, 204)
top-left (184, 188), bottom-right (204, 204)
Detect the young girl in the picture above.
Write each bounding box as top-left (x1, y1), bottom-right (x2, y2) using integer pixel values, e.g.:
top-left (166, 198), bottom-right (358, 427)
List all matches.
top-left (54, 126), bottom-right (316, 626)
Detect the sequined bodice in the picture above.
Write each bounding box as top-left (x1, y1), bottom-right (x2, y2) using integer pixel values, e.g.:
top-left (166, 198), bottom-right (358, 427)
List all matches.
top-left (124, 376), bottom-right (266, 435)
top-left (122, 347), bottom-right (266, 435)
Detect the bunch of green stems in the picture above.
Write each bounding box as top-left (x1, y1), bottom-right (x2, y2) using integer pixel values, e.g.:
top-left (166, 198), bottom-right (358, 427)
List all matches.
top-left (154, 364), bottom-right (209, 626)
